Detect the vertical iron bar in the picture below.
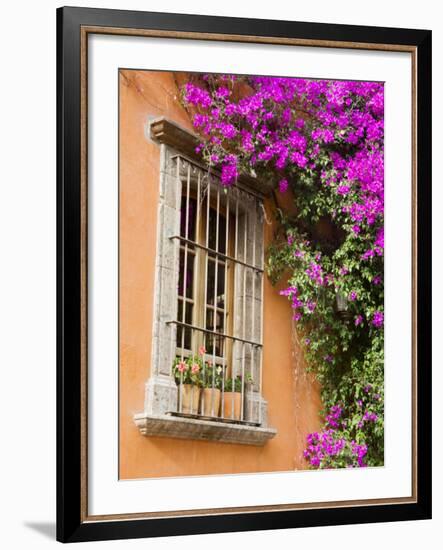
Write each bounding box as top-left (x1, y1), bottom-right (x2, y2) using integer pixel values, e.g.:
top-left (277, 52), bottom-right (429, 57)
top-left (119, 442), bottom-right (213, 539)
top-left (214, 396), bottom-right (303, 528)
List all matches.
top-left (202, 179), bottom-right (211, 415)
top-left (192, 170), bottom-right (201, 355)
top-left (221, 194), bottom-right (229, 418)
top-left (169, 311), bottom-right (175, 414)
top-left (258, 201), bottom-right (265, 425)
top-left (211, 186), bottom-right (220, 416)
top-left (241, 206), bottom-right (247, 421)
top-left (233, 195), bottom-right (239, 420)
top-left (193, 170), bottom-right (201, 415)
top-left (250, 202), bottom-right (257, 421)
top-left (179, 163), bottom-right (191, 413)
top-left (180, 164), bottom-right (191, 357)
top-left (175, 158), bottom-right (182, 413)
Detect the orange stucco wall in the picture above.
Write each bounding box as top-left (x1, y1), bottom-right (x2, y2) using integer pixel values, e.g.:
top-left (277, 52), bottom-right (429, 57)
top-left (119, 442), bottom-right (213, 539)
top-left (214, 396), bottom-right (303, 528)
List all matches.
top-left (119, 70), bottom-right (322, 479)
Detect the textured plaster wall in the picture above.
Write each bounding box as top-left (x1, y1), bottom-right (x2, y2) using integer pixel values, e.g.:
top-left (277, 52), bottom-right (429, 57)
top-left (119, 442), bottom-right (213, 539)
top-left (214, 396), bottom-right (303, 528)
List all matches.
top-left (119, 70), bottom-right (322, 479)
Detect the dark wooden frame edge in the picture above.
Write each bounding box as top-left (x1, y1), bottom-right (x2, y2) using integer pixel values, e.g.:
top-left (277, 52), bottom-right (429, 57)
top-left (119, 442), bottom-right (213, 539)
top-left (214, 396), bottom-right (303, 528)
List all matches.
top-left (56, 6), bottom-right (432, 543)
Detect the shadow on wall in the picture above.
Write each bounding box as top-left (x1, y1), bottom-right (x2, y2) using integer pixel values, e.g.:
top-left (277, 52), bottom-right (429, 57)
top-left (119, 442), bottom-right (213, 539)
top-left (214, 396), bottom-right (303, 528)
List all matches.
top-left (291, 320), bottom-right (323, 470)
top-left (24, 522), bottom-right (56, 540)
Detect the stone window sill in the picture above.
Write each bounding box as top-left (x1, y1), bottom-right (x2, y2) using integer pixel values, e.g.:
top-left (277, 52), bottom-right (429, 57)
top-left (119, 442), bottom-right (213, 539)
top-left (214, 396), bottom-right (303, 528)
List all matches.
top-left (133, 412), bottom-right (277, 446)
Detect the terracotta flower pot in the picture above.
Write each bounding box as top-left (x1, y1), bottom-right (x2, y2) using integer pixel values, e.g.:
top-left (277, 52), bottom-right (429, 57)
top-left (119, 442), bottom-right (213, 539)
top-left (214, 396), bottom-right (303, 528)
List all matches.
top-left (201, 388), bottom-right (221, 417)
top-left (179, 384), bottom-right (200, 414)
top-left (222, 391), bottom-right (242, 420)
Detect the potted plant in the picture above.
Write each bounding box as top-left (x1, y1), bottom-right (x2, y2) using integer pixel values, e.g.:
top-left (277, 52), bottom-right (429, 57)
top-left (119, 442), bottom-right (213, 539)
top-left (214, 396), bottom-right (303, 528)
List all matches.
top-left (200, 362), bottom-right (223, 417)
top-left (172, 356), bottom-right (202, 414)
top-left (221, 375), bottom-right (242, 420)
top-left (221, 374), bottom-right (253, 421)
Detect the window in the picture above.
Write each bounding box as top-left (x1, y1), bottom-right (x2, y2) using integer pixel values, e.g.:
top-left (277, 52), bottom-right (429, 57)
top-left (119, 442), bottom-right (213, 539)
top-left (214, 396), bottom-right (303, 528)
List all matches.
top-left (134, 118), bottom-right (276, 445)
top-left (171, 161), bottom-right (263, 424)
top-left (176, 193), bottom-right (232, 366)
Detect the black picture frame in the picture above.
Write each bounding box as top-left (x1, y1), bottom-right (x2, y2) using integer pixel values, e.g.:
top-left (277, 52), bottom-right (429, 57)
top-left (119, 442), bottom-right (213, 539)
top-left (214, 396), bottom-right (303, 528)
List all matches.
top-left (57, 6), bottom-right (432, 543)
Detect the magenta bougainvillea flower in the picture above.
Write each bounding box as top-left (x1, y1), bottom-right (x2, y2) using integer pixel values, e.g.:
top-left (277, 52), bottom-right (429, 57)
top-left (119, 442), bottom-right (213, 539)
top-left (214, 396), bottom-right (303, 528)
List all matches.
top-left (279, 178), bottom-right (289, 193)
top-left (183, 73), bottom-right (384, 468)
top-left (372, 311), bottom-right (384, 328)
top-left (183, 76), bottom-right (384, 252)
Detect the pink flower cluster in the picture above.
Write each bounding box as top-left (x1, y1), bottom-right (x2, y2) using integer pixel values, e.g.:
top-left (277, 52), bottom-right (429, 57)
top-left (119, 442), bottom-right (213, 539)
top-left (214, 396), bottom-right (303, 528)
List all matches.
top-left (279, 286), bottom-right (317, 322)
top-left (304, 404), bottom-right (372, 468)
top-left (303, 430), bottom-right (347, 467)
top-left (183, 74), bottom-right (384, 255)
top-left (305, 261), bottom-right (325, 286)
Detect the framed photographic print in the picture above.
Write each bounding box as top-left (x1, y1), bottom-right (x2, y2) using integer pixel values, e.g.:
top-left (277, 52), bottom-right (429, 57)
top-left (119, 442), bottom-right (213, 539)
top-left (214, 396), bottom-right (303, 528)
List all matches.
top-left (57, 6), bottom-right (432, 543)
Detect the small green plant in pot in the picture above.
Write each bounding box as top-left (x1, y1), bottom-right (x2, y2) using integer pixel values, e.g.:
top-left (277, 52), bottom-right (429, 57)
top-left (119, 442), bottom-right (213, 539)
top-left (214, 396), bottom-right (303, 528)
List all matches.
top-left (172, 356), bottom-right (202, 414)
top-left (200, 361), bottom-right (223, 417)
top-left (221, 374), bottom-right (252, 421)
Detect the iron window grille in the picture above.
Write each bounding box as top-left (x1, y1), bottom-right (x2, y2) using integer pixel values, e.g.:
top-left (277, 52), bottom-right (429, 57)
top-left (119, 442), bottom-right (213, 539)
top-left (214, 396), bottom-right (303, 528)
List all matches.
top-left (168, 155), bottom-right (265, 425)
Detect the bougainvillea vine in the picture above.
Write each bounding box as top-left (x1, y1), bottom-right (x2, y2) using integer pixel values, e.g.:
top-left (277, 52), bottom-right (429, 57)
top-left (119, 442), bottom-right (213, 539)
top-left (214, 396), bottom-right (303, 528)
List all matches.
top-left (182, 73), bottom-right (384, 468)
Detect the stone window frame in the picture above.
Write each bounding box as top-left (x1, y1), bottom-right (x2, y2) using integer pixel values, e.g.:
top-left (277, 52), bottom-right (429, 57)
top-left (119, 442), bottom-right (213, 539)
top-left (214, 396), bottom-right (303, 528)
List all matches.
top-left (134, 118), bottom-right (276, 445)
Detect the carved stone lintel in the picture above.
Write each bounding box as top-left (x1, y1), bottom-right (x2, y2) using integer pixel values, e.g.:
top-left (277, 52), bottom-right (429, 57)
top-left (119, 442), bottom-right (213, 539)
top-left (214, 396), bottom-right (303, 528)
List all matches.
top-left (149, 117), bottom-right (274, 197)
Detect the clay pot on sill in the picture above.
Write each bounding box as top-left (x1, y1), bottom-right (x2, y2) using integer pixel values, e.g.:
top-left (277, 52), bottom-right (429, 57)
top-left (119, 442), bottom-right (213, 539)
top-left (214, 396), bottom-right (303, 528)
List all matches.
top-left (201, 387), bottom-right (221, 417)
top-left (178, 384), bottom-right (201, 415)
top-left (221, 391), bottom-right (242, 421)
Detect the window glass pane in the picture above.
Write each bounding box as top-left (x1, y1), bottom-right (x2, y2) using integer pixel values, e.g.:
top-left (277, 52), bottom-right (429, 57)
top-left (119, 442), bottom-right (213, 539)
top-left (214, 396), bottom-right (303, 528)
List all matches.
top-left (176, 193), bottom-right (232, 367)
top-left (205, 308), bottom-right (224, 357)
top-left (205, 307), bottom-right (225, 333)
top-left (178, 249), bottom-right (195, 299)
top-left (208, 208), bottom-right (226, 253)
top-left (204, 334), bottom-right (224, 361)
top-left (180, 196), bottom-right (197, 241)
top-left (177, 299), bottom-right (193, 350)
top-left (206, 258), bottom-right (226, 308)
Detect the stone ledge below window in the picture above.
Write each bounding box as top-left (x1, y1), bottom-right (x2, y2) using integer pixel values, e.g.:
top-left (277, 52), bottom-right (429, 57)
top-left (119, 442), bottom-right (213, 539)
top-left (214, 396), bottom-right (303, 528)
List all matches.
top-left (133, 413), bottom-right (277, 446)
